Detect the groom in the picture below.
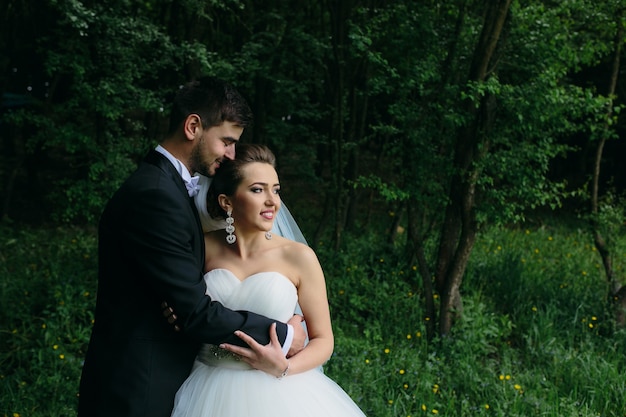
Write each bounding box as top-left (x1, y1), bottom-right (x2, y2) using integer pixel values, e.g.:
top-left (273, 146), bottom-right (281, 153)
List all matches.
top-left (77, 77), bottom-right (306, 417)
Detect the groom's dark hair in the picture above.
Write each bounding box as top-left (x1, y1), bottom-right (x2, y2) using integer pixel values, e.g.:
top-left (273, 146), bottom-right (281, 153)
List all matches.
top-left (167, 76), bottom-right (253, 135)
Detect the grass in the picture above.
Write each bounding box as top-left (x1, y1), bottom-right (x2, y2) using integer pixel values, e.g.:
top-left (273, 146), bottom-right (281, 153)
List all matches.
top-left (1, 222), bottom-right (625, 416)
top-left (0, 225), bottom-right (97, 417)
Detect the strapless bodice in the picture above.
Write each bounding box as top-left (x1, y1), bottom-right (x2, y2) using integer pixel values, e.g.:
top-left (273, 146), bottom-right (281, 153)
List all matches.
top-left (203, 268), bottom-right (297, 321)
top-left (198, 269), bottom-right (298, 368)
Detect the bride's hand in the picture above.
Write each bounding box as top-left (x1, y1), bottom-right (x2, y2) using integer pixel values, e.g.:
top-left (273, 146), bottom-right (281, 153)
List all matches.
top-left (219, 323), bottom-right (289, 378)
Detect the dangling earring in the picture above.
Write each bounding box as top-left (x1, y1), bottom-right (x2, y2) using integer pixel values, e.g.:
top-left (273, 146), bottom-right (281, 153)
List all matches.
top-left (225, 209), bottom-right (236, 244)
top-left (265, 231), bottom-right (273, 240)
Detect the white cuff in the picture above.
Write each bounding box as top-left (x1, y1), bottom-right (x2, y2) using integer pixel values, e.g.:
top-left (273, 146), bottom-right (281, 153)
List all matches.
top-left (282, 324), bottom-right (294, 356)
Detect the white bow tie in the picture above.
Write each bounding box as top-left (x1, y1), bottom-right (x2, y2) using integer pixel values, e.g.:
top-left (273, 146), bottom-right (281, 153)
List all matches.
top-left (185, 176), bottom-right (200, 197)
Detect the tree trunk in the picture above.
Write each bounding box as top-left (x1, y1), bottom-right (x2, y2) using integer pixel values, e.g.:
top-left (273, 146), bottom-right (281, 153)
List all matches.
top-left (407, 200), bottom-right (437, 340)
top-left (435, 0), bottom-right (511, 336)
top-left (590, 17), bottom-right (625, 327)
top-left (344, 74), bottom-right (369, 233)
top-left (325, 0), bottom-right (349, 249)
top-left (439, 168), bottom-right (479, 334)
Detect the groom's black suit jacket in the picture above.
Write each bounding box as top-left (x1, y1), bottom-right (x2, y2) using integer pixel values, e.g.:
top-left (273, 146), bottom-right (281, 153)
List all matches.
top-left (78, 150), bottom-right (288, 417)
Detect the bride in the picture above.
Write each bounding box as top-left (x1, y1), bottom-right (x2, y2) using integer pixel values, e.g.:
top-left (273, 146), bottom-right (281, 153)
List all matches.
top-left (171, 144), bottom-right (366, 416)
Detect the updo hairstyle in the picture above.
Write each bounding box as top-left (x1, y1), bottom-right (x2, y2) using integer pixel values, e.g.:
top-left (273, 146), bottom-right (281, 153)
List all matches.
top-left (207, 143), bottom-right (277, 219)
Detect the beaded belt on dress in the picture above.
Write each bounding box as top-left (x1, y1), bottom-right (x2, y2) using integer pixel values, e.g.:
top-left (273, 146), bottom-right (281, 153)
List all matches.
top-left (197, 344), bottom-right (252, 370)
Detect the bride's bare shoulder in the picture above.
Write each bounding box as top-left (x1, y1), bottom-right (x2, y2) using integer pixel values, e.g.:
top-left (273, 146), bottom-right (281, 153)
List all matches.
top-left (274, 237), bottom-right (318, 263)
top-left (274, 235), bottom-right (307, 249)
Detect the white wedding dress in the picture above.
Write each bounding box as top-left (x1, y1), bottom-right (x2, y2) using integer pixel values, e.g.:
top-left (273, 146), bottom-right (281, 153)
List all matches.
top-left (171, 269), bottom-right (367, 417)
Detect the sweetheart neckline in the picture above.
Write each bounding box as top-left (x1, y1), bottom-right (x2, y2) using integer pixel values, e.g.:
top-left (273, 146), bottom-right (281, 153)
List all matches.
top-left (206, 268), bottom-right (293, 286)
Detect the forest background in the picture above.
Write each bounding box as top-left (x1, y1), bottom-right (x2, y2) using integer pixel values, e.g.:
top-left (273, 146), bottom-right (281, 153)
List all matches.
top-left (1, 0), bottom-right (626, 416)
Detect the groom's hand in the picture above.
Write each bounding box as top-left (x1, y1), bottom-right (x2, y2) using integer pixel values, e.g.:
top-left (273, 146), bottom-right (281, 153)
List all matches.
top-left (161, 301), bottom-right (181, 332)
top-left (220, 323), bottom-right (290, 378)
top-left (286, 314), bottom-right (306, 358)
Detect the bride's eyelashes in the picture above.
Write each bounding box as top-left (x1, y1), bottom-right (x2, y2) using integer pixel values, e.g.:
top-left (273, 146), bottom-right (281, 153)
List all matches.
top-left (248, 186), bottom-right (281, 194)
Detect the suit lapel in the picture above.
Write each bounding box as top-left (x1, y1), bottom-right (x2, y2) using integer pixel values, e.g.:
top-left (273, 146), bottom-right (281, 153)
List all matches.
top-left (143, 149), bottom-right (206, 264)
top-left (144, 150), bottom-right (189, 200)
top-left (189, 195), bottom-right (206, 265)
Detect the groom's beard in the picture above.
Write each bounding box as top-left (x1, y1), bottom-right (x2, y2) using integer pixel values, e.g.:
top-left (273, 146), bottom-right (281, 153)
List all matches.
top-left (189, 136), bottom-right (216, 178)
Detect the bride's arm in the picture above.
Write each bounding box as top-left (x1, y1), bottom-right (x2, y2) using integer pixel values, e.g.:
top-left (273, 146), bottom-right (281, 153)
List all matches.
top-left (285, 245), bottom-right (334, 372)
top-left (219, 245), bottom-right (333, 377)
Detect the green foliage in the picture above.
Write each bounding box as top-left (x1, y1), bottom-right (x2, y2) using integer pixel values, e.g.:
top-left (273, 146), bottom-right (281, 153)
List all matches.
top-left (352, 175), bottom-right (410, 202)
top-left (3, 0), bottom-right (624, 240)
top-left (2, 8), bottom-right (625, 415)
top-left (320, 233), bottom-right (425, 342)
top-left (1, 222), bottom-right (626, 416)
top-left (2, 0), bottom-right (251, 223)
top-left (337, 0), bottom-right (625, 236)
top-left (321, 222), bottom-right (626, 417)
top-left (0, 224), bottom-right (96, 416)
top-left (581, 190), bottom-right (626, 255)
